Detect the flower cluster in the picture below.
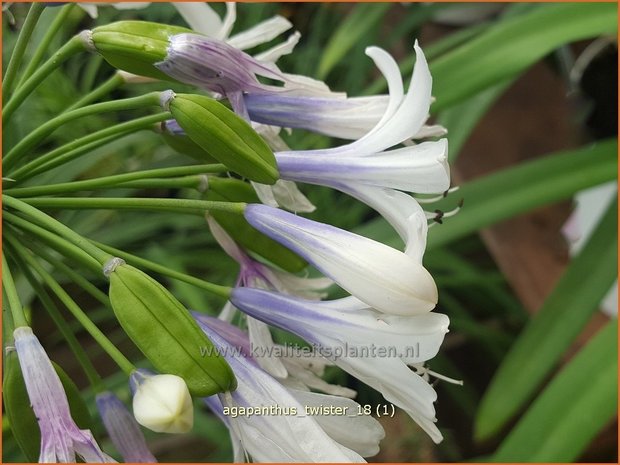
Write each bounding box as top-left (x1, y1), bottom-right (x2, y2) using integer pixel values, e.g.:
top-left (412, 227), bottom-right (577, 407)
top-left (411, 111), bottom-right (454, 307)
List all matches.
top-left (3, 2), bottom-right (458, 463)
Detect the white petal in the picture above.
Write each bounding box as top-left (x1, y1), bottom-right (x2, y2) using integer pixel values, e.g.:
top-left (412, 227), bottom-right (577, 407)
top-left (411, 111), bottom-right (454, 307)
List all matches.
top-left (268, 180), bottom-right (317, 213)
top-left (280, 357), bottom-right (357, 398)
top-left (227, 15), bottom-right (293, 50)
top-left (251, 181), bottom-right (280, 208)
top-left (255, 31), bottom-right (301, 63)
top-left (415, 124), bottom-right (448, 138)
top-left (266, 268), bottom-right (333, 299)
top-left (341, 357), bottom-right (443, 443)
top-left (290, 389), bottom-right (386, 457)
top-left (218, 301), bottom-right (238, 322)
top-left (339, 184), bottom-right (428, 261)
top-left (341, 42), bottom-right (433, 156)
top-left (79, 4), bottom-right (99, 18)
top-left (278, 138), bottom-right (450, 193)
top-left (246, 316), bottom-right (288, 378)
top-left (206, 215), bottom-right (247, 264)
top-left (245, 205), bottom-right (438, 315)
top-left (364, 46), bottom-right (404, 132)
top-left (254, 179), bottom-right (317, 213)
top-left (173, 2), bottom-right (223, 36)
top-left (219, 3), bottom-right (237, 40)
top-left (111, 2), bottom-right (150, 10)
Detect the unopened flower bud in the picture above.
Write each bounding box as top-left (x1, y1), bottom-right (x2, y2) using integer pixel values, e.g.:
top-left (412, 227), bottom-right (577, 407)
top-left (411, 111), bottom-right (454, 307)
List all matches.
top-left (106, 258), bottom-right (236, 396)
top-left (131, 370), bottom-right (193, 434)
top-left (169, 94), bottom-right (279, 184)
top-left (91, 21), bottom-right (191, 80)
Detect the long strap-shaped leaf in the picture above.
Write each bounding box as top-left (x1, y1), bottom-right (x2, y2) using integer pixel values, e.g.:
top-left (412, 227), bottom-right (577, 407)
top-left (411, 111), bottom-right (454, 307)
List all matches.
top-left (476, 198), bottom-right (617, 441)
top-left (427, 139), bottom-right (617, 249)
top-left (492, 320), bottom-right (618, 461)
top-left (431, 2), bottom-right (618, 111)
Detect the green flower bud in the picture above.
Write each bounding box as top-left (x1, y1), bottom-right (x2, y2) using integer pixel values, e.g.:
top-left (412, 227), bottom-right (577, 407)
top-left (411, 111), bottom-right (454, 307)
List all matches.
top-left (168, 93), bottom-right (280, 184)
top-left (205, 177), bottom-right (307, 272)
top-left (90, 21), bottom-right (191, 80)
top-left (160, 122), bottom-right (218, 164)
top-left (105, 258), bottom-right (236, 396)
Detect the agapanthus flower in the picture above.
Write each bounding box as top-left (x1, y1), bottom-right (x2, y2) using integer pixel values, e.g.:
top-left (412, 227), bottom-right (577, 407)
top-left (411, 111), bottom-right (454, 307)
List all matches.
top-left (207, 215), bottom-right (332, 377)
top-left (156, 32), bottom-right (337, 118)
top-left (244, 204), bottom-right (437, 315)
top-left (194, 315), bottom-right (384, 462)
top-left (228, 288), bottom-right (449, 443)
top-left (95, 391), bottom-right (157, 462)
top-left (272, 43), bottom-right (451, 244)
top-left (13, 326), bottom-right (114, 463)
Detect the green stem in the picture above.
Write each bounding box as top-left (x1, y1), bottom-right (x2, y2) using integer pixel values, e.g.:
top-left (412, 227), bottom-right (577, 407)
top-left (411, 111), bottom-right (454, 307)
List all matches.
top-left (2, 2), bottom-right (46, 102)
top-left (66, 72), bottom-right (125, 111)
top-left (3, 34), bottom-right (85, 124)
top-left (4, 92), bottom-right (162, 169)
top-left (21, 197), bottom-right (248, 216)
top-left (1, 254), bottom-right (28, 328)
top-left (3, 211), bottom-right (102, 273)
top-left (9, 113), bottom-right (169, 182)
top-left (7, 239), bottom-right (105, 391)
top-left (7, 165), bottom-right (226, 197)
top-left (27, 240), bottom-right (110, 307)
top-left (7, 237), bottom-right (135, 376)
top-left (16, 4), bottom-right (76, 89)
top-left (3, 196), bottom-right (112, 265)
top-left (92, 240), bottom-right (232, 299)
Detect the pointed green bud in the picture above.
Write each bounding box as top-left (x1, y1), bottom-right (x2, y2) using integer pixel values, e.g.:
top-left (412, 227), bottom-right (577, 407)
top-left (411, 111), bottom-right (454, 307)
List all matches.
top-left (167, 93), bottom-right (280, 184)
top-left (205, 177), bottom-right (307, 272)
top-left (160, 121), bottom-right (218, 164)
top-left (3, 352), bottom-right (93, 462)
top-left (105, 258), bottom-right (236, 396)
top-left (90, 21), bottom-right (192, 80)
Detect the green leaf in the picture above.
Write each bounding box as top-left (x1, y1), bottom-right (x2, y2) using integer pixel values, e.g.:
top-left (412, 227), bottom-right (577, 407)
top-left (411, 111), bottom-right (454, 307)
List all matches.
top-left (170, 94), bottom-right (279, 184)
top-left (317, 3), bottom-right (391, 79)
top-left (430, 2), bottom-right (617, 111)
top-left (3, 351), bottom-right (94, 462)
top-left (428, 139), bottom-right (618, 249)
top-left (475, 198), bottom-right (617, 441)
top-left (108, 263), bottom-right (236, 396)
top-left (492, 320), bottom-right (618, 461)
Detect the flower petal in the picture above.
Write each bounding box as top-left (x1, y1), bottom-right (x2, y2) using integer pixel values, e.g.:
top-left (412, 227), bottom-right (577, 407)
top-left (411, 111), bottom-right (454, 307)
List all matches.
top-left (244, 204), bottom-right (437, 315)
top-left (227, 15), bottom-right (293, 50)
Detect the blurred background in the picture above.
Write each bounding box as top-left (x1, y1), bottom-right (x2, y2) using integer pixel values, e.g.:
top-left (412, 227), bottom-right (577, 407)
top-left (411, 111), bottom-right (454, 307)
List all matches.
top-left (3, 2), bottom-right (618, 462)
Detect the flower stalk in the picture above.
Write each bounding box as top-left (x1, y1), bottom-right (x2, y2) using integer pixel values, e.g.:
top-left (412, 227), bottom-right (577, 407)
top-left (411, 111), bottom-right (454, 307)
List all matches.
top-left (2, 2), bottom-right (46, 102)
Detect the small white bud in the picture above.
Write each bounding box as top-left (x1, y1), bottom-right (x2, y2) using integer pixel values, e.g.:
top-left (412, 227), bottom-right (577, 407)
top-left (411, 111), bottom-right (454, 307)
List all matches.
top-left (132, 373), bottom-right (194, 434)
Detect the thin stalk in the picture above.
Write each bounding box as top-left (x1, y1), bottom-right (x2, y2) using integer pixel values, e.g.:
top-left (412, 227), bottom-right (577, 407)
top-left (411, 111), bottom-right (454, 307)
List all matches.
top-left (9, 113), bottom-right (169, 182)
top-left (92, 241), bottom-right (232, 299)
top-left (12, 240), bottom-right (135, 376)
top-left (4, 92), bottom-right (162, 169)
top-left (2, 254), bottom-right (29, 328)
top-left (4, 211), bottom-right (102, 273)
top-left (7, 240), bottom-right (105, 391)
top-left (7, 165), bottom-right (226, 197)
top-left (66, 73), bottom-right (125, 111)
top-left (3, 196), bottom-right (112, 265)
top-left (3, 2), bottom-right (46, 102)
top-left (17, 4), bottom-right (76, 88)
top-left (3, 34), bottom-right (85, 124)
top-left (28, 242), bottom-right (110, 307)
top-left (21, 197), bottom-right (248, 216)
